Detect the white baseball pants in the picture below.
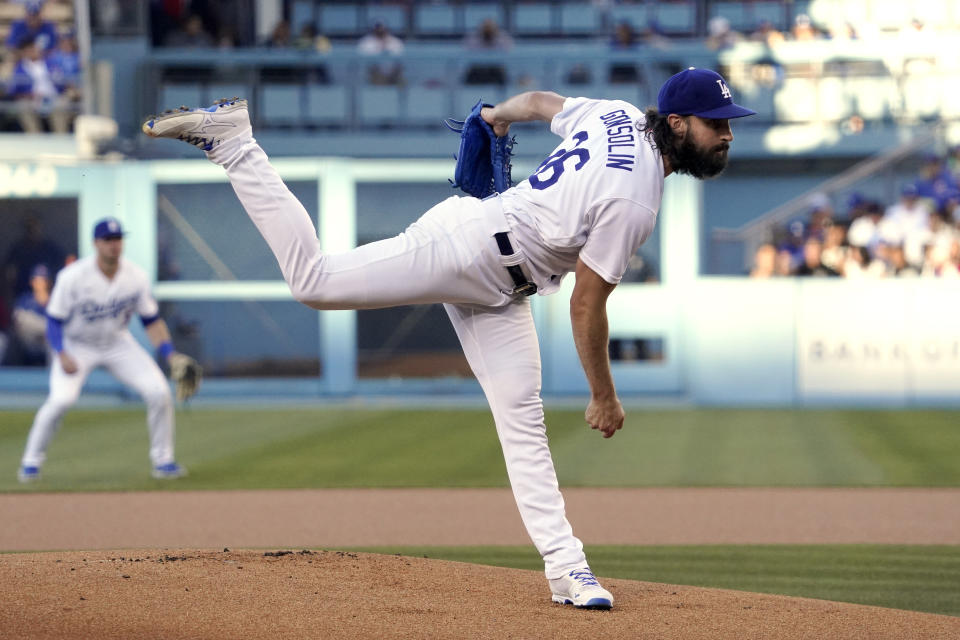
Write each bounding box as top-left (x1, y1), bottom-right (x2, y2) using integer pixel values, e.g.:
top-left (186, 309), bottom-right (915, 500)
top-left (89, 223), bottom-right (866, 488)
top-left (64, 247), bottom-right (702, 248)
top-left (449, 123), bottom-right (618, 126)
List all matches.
top-left (21, 334), bottom-right (175, 468)
top-left (209, 136), bottom-right (587, 578)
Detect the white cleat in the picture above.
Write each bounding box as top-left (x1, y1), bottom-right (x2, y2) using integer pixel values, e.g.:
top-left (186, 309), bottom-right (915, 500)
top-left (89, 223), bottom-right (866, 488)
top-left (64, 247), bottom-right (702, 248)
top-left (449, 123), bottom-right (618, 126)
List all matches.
top-left (549, 567), bottom-right (614, 610)
top-left (142, 97), bottom-right (251, 151)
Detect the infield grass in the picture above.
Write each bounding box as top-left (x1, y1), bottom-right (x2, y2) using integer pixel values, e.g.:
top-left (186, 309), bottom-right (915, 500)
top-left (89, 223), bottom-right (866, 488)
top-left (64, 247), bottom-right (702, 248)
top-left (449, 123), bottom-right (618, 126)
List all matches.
top-left (350, 544), bottom-right (960, 617)
top-left (2, 407), bottom-right (960, 491)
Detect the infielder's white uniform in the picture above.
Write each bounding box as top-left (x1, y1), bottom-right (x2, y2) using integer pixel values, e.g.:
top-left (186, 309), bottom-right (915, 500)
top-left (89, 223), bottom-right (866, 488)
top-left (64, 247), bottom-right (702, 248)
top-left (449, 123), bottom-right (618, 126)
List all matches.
top-left (208, 97), bottom-right (661, 578)
top-left (20, 256), bottom-right (176, 469)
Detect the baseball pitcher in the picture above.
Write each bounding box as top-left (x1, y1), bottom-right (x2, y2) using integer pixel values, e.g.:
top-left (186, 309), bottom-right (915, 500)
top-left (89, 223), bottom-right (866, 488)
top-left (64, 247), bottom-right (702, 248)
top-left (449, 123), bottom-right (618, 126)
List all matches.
top-left (18, 218), bottom-right (201, 483)
top-left (143, 67), bottom-right (754, 609)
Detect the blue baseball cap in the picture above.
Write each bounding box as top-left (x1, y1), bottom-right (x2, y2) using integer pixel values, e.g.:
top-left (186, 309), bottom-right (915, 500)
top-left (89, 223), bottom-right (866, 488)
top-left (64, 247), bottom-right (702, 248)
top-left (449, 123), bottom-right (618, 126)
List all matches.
top-left (93, 217), bottom-right (126, 239)
top-left (658, 68), bottom-right (757, 119)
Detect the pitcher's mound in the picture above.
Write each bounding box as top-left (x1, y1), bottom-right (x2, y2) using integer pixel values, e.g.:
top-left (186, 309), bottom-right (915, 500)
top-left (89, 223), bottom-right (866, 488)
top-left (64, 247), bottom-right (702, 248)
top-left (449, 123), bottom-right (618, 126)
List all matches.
top-left (1, 549), bottom-right (956, 639)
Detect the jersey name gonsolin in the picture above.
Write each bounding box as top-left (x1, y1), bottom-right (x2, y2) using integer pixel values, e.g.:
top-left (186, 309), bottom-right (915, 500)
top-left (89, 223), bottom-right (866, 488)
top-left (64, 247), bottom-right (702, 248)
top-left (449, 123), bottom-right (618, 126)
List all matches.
top-left (599, 109), bottom-right (635, 171)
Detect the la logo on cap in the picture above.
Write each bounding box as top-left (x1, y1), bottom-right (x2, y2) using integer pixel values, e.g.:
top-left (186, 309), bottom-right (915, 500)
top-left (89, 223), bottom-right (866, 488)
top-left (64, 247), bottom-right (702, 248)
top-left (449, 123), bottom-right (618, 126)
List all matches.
top-left (108, 221), bottom-right (119, 232)
top-left (716, 80), bottom-right (732, 99)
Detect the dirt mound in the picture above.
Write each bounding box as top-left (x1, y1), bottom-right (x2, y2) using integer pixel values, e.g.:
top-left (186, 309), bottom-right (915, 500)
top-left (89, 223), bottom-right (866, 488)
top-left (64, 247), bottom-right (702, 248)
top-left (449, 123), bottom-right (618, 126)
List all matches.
top-left (2, 549), bottom-right (957, 639)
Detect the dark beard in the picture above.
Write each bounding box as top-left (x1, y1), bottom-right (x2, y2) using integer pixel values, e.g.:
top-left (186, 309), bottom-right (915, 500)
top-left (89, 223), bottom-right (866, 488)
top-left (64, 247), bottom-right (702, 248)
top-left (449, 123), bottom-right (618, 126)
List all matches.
top-left (667, 137), bottom-right (729, 179)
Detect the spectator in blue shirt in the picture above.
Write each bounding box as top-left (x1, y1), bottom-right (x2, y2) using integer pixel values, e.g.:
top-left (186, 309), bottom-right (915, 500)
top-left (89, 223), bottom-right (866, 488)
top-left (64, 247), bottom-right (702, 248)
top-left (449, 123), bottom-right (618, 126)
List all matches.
top-left (6, 2), bottom-right (58, 53)
top-left (8, 38), bottom-right (73, 133)
top-left (12, 264), bottom-right (52, 366)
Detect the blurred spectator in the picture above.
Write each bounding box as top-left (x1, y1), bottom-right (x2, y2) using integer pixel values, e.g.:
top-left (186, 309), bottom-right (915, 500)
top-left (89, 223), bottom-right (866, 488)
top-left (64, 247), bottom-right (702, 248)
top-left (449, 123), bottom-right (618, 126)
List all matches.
top-left (915, 153), bottom-right (957, 202)
top-left (165, 14), bottom-right (214, 47)
top-left (6, 1), bottom-right (58, 53)
top-left (774, 248), bottom-right (795, 276)
top-left (921, 239), bottom-right (960, 278)
top-left (842, 245), bottom-right (885, 279)
top-left (887, 244), bottom-right (919, 277)
top-left (749, 243), bottom-right (776, 278)
top-left (2, 215), bottom-right (64, 301)
top-left (820, 224), bottom-right (847, 273)
top-left (48, 30), bottom-right (81, 105)
top-left (805, 192), bottom-right (834, 241)
top-left (776, 218), bottom-right (807, 271)
top-left (796, 237), bottom-right (839, 277)
top-left (463, 19), bottom-right (513, 86)
top-left (750, 20), bottom-right (785, 47)
top-left (609, 21), bottom-right (641, 84)
top-left (8, 38), bottom-right (73, 133)
top-left (705, 16), bottom-right (740, 51)
top-left (294, 24), bottom-right (331, 53)
top-left (357, 21), bottom-right (404, 86)
top-left (883, 183), bottom-right (932, 268)
top-left (263, 19), bottom-right (292, 48)
top-left (791, 14), bottom-right (822, 41)
top-left (847, 200), bottom-right (884, 256)
top-left (11, 264), bottom-right (51, 366)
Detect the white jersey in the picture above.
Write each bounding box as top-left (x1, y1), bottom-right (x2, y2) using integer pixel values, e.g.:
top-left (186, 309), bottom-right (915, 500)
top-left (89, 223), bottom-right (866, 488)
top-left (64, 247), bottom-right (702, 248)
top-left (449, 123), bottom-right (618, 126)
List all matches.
top-left (499, 97), bottom-right (663, 294)
top-left (46, 256), bottom-right (159, 349)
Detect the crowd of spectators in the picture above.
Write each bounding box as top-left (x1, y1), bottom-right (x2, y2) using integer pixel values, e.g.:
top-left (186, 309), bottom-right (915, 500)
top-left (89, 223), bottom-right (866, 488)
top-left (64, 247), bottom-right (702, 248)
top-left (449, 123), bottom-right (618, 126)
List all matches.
top-left (750, 150), bottom-right (960, 279)
top-left (0, 0), bottom-right (80, 133)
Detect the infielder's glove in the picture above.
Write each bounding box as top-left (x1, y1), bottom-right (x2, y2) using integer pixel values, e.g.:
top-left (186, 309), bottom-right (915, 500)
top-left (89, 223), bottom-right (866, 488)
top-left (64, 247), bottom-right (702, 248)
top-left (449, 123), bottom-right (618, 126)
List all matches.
top-left (169, 353), bottom-right (203, 403)
top-left (444, 99), bottom-right (515, 199)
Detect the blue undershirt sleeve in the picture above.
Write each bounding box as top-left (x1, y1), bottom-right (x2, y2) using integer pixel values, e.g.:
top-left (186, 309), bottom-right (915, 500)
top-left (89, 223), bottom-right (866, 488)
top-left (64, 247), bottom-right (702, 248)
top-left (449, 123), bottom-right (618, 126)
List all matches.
top-left (46, 315), bottom-right (64, 353)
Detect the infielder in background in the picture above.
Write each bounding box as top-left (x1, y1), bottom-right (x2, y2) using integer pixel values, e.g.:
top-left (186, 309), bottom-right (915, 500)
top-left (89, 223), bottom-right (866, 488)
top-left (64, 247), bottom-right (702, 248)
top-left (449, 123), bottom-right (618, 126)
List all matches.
top-left (144, 67), bottom-right (754, 609)
top-left (18, 217), bottom-right (199, 483)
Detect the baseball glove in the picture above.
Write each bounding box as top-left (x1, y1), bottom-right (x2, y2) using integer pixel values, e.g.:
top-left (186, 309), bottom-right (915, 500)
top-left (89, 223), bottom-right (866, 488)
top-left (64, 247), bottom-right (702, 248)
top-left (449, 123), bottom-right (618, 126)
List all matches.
top-left (443, 99), bottom-right (515, 199)
top-left (169, 352), bottom-right (203, 403)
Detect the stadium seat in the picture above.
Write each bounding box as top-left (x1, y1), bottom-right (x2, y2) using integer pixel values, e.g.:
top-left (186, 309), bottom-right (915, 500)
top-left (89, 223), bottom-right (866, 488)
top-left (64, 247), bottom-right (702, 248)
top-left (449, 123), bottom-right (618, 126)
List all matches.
top-left (365, 5), bottom-right (406, 33)
top-left (404, 86), bottom-right (451, 125)
top-left (464, 4), bottom-right (505, 32)
top-left (206, 84), bottom-right (248, 104)
top-left (609, 5), bottom-right (649, 31)
top-left (414, 4), bottom-right (457, 36)
top-left (306, 85), bottom-right (349, 126)
top-left (709, 2), bottom-right (750, 31)
top-left (290, 0), bottom-right (314, 33)
top-left (816, 77), bottom-right (852, 122)
top-left (847, 76), bottom-right (896, 121)
top-left (160, 84), bottom-right (203, 111)
top-left (319, 5), bottom-right (360, 36)
top-left (513, 4), bottom-right (553, 36)
top-left (455, 86), bottom-right (504, 117)
top-left (261, 84), bottom-right (302, 126)
top-left (559, 4), bottom-right (599, 35)
top-left (358, 86), bottom-right (402, 126)
top-left (654, 2), bottom-right (696, 34)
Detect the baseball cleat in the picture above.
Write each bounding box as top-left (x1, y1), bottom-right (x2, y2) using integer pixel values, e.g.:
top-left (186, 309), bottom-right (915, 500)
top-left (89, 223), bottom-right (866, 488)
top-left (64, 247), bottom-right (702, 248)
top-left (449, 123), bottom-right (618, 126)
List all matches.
top-left (152, 462), bottom-right (188, 479)
top-left (549, 567), bottom-right (614, 610)
top-left (17, 465), bottom-right (40, 483)
top-left (142, 97), bottom-right (250, 151)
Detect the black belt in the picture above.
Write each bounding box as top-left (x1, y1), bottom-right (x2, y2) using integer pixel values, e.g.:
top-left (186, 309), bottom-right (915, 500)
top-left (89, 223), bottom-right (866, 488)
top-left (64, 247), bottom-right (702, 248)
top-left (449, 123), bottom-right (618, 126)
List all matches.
top-left (494, 232), bottom-right (538, 297)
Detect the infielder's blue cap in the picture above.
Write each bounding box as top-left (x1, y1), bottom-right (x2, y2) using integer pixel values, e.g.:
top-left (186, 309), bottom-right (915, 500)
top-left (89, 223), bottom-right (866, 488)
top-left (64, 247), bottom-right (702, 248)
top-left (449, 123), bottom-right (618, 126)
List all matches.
top-left (93, 217), bottom-right (126, 239)
top-left (657, 68), bottom-right (756, 119)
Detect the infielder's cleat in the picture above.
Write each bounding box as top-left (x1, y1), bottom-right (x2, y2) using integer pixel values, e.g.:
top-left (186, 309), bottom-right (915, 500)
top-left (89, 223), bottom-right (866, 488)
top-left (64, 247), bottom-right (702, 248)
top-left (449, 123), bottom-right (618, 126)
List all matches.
top-left (549, 567), bottom-right (614, 610)
top-left (17, 465), bottom-right (40, 483)
top-left (142, 97), bottom-right (250, 151)
top-left (152, 462), bottom-right (188, 479)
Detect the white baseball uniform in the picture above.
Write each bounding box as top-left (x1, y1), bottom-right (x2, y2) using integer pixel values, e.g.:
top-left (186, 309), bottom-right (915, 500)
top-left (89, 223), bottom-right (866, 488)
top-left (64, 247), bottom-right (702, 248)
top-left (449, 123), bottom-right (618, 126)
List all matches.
top-left (20, 256), bottom-right (176, 469)
top-left (206, 97), bottom-right (662, 578)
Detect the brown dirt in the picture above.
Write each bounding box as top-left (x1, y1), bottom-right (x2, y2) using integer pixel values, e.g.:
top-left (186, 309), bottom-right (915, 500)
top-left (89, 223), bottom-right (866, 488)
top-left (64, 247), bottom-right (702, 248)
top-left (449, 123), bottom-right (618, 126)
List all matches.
top-left (2, 488), bottom-right (959, 638)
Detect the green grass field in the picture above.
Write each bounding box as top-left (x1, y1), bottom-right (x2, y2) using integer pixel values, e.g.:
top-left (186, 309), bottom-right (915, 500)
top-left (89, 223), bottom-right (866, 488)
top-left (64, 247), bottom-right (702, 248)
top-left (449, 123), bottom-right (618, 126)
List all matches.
top-left (2, 407), bottom-right (960, 491)
top-left (2, 407), bottom-right (959, 616)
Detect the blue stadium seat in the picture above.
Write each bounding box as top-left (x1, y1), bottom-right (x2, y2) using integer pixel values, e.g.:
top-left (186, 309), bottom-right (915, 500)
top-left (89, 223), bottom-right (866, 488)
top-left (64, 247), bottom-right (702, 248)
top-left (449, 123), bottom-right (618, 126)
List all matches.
top-left (358, 86), bottom-right (402, 126)
top-left (559, 4), bottom-right (599, 35)
top-left (160, 84), bottom-right (202, 111)
top-left (710, 2), bottom-right (750, 31)
top-left (291, 0), bottom-right (314, 33)
top-left (404, 86), bottom-right (450, 125)
top-left (513, 3), bottom-right (553, 35)
top-left (414, 4), bottom-right (457, 36)
top-left (306, 85), bottom-right (349, 126)
top-left (655, 2), bottom-right (696, 34)
top-left (455, 86), bottom-right (504, 116)
top-left (752, 2), bottom-right (786, 30)
top-left (365, 5), bottom-right (406, 33)
top-left (464, 3), bottom-right (505, 32)
top-left (609, 5), bottom-right (649, 30)
top-left (320, 5), bottom-right (359, 36)
top-left (260, 84), bottom-right (302, 126)
top-left (206, 84), bottom-right (248, 104)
